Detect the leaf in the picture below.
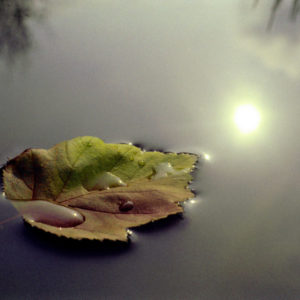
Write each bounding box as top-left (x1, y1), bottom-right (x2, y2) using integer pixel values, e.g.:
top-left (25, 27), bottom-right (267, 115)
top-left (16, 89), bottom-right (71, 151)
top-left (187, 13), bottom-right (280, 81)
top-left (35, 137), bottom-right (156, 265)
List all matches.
top-left (3, 136), bottom-right (197, 241)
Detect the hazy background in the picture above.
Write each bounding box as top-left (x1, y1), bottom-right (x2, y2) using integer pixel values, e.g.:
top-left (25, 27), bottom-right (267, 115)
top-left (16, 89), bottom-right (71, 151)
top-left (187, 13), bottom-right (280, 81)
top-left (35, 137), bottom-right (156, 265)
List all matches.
top-left (1, 1), bottom-right (300, 299)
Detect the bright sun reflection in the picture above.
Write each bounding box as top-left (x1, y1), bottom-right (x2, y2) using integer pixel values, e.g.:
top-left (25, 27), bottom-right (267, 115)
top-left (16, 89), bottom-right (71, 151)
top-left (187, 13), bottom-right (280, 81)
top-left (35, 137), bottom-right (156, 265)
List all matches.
top-left (234, 104), bottom-right (261, 134)
top-left (203, 153), bottom-right (211, 161)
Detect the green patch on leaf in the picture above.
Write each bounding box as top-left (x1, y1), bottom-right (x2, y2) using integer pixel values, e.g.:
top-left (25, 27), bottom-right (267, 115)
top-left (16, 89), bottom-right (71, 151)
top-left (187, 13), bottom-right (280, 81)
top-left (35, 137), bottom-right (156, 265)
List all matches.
top-left (3, 136), bottom-right (197, 241)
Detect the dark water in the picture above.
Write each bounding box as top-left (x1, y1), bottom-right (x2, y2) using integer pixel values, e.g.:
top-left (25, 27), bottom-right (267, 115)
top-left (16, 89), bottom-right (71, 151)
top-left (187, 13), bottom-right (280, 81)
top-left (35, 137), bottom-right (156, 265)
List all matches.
top-left (1, 1), bottom-right (300, 299)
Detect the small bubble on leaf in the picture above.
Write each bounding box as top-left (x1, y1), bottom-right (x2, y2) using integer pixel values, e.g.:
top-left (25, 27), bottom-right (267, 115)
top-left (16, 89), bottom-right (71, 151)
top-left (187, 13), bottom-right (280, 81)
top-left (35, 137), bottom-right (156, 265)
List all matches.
top-left (119, 201), bottom-right (134, 212)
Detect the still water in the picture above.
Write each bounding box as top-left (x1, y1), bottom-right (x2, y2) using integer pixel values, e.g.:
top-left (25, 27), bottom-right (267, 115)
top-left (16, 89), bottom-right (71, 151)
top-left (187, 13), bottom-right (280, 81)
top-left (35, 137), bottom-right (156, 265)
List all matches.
top-left (1, 1), bottom-right (300, 299)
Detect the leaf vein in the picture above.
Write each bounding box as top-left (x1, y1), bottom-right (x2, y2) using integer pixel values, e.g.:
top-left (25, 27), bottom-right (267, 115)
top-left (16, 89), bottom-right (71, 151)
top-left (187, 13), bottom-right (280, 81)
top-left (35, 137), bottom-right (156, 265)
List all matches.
top-left (54, 137), bottom-right (93, 200)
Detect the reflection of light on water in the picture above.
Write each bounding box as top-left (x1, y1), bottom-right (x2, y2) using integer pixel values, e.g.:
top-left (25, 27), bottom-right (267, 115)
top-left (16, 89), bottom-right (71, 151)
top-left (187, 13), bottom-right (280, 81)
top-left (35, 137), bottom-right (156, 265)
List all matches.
top-left (203, 153), bottom-right (211, 161)
top-left (184, 198), bottom-right (202, 208)
top-left (234, 104), bottom-right (261, 134)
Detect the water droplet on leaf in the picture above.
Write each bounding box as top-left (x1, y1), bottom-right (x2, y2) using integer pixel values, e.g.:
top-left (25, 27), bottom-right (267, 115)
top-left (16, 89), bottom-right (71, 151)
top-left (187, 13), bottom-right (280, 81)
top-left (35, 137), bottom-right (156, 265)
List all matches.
top-left (86, 172), bottom-right (126, 190)
top-left (119, 201), bottom-right (134, 212)
top-left (11, 200), bottom-right (84, 227)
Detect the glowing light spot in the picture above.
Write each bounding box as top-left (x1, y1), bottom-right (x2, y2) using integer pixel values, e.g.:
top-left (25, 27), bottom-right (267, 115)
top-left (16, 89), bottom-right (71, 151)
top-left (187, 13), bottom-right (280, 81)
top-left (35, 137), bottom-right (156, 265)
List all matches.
top-left (234, 105), bottom-right (261, 134)
top-left (203, 153), bottom-right (211, 161)
top-left (127, 230), bottom-right (133, 235)
top-left (190, 199), bottom-right (197, 204)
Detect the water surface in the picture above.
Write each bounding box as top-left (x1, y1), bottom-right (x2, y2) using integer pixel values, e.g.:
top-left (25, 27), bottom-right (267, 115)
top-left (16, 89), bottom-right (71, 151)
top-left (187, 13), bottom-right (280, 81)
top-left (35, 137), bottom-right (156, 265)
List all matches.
top-left (1, 1), bottom-right (300, 299)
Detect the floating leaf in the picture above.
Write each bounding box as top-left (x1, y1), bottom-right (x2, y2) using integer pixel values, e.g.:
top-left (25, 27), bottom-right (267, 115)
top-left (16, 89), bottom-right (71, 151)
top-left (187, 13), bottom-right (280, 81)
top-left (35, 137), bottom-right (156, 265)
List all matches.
top-left (3, 136), bottom-right (197, 241)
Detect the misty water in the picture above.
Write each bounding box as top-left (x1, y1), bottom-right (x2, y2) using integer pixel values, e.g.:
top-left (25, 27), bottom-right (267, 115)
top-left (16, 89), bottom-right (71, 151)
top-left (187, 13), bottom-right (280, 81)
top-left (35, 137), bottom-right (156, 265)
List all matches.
top-left (1, 1), bottom-right (300, 299)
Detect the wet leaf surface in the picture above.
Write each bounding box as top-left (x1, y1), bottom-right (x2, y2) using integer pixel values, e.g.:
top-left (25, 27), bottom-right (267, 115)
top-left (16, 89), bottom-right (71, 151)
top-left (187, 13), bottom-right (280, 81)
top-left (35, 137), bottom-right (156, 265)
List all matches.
top-left (3, 136), bottom-right (197, 241)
